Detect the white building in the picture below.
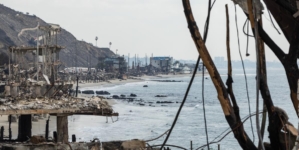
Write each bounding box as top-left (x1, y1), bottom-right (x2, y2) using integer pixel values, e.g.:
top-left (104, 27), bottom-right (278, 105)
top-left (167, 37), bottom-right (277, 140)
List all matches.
top-left (150, 57), bottom-right (173, 72)
top-left (180, 65), bottom-right (191, 74)
top-left (172, 61), bottom-right (180, 69)
top-left (63, 67), bottom-right (96, 73)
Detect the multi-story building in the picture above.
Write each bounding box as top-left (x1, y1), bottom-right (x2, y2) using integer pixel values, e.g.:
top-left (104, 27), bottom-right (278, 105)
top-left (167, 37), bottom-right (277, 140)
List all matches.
top-left (98, 56), bottom-right (127, 74)
top-left (150, 57), bottom-right (173, 73)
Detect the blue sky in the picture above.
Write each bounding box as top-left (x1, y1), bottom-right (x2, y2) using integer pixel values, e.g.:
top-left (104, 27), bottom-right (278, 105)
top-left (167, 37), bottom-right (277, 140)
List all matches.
top-left (1, 0), bottom-right (288, 61)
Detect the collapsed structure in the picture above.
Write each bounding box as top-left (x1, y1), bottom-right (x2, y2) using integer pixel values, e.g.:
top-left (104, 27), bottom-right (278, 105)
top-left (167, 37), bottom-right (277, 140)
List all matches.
top-left (0, 24), bottom-right (118, 149)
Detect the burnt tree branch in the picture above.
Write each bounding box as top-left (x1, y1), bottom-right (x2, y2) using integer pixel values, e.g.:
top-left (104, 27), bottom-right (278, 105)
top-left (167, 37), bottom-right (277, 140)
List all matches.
top-left (257, 24), bottom-right (299, 116)
top-left (225, 4), bottom-right (241, 123)
top-left (284, 24), bottom-right (299, 116)
top-left (258, 0), bottom-right (299, 117)
top-left (263, 0), bottom-right (298, 43)
top-left (182, 1), bottom-right (257, 149)
top-left (257, 24), bottom-right (286, 61)
top-left (242, 1), bottom-right (299, 148)
top-left (257, 19), bottom-right (267, 135)
top-left (256, 19), bottom-right (285, 149)
top-left (245, 10), bottom-right (293, 149)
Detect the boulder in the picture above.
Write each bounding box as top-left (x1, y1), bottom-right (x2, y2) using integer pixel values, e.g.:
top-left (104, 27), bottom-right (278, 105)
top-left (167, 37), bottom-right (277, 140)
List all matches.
top-left (112, 95), bottom-right (119, 99)
top-left (96, 91), bottom-right (110, 95)
top-left (82, 90), bottom-right (94, 94)
top-left (130, 93), bottom-right (137, 97)
top-left (155, 95), bottom-right (167, 97)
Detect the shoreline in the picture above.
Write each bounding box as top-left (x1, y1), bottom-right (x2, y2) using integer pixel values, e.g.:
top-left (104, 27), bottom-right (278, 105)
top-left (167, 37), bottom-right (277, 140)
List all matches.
top-left (0, 73), bottom-right (195, 140)
top-left (77, 73), bottom-right (195, 89)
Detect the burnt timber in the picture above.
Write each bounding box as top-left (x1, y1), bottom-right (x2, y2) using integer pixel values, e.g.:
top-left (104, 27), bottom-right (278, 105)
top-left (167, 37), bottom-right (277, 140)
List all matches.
top-left (0, 97), bottom-right (115, 116)
top-left (182, 0), bottom-right (299, 149)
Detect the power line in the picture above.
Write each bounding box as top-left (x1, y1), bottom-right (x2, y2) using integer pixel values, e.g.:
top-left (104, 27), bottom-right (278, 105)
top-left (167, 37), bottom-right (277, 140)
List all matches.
top-left (253, 4), bottom-right (265, 150)
top-left (202, 0), bottom-right (213, 148)
top-left (267, 9), bottom-right (281, 34)
top-left (159, 0), bottom-right (215, 149)
top-left (234, 5), bottom-right (255, 143)
top-left (202, 64), bottom-right (209, 150)
top-left (243, 19), bottom-right (254, 37)
top-left (246, 19), bottom-right (250, 56)
top-left (159, 55), bottom-right (201, 150)
top-left (196, 110), bottom-right (265, 150)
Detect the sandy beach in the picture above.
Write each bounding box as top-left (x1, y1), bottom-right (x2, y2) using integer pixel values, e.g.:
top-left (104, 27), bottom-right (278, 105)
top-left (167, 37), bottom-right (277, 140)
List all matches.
top-left (77, 73), bottom-right (194, 89)
top-left (77, 78), bottom-right (144, 89)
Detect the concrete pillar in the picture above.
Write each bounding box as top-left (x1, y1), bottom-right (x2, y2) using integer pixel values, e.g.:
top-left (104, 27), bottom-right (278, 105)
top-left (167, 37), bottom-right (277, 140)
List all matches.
top-left (4, 86), bottom-right (10, 97)
top-left (35, 86), bottom-right (41, 97)
top-left (18, 115), bottom-right (32, 141)
top-left (56, 115), bottom-right (68, 143)
top-left (11, 86), bottom-right (18, 97)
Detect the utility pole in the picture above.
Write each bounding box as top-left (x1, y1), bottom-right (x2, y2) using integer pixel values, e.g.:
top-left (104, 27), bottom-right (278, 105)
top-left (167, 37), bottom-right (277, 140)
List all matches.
top-left (128, 53), bottom-right (130, 69)
top-left (75, 44), bottom-right (77, 75)
top-left (75, 76), bottom-right (79, 97)
top-left (89, 54), bottom-right (91, 71)
top-left (36, 30), bottom-right (39, 81)
top-left (146, 54), bottom-right (148, 66)
top-left (135, 54), bottom-right (136, 68)
top-left (86, 55), bottom-right (88, 70)
top-left (118, 57), bottom-right (120, 74)
top-left (132, 61), bottom-right (134, 70)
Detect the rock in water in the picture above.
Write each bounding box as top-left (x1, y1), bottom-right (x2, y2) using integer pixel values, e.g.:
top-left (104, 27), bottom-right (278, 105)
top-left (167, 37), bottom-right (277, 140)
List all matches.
top-left (130, 93), bottom-right (137, 97)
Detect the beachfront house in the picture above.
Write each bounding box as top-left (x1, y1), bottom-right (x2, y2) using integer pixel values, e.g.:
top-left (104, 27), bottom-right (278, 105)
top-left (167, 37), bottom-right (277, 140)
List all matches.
top-left (172, 61), bottom-right (180, 69)
top-left (98, 56), bottom-right (127, 74)
top-left (150, 56), bottom-right (173, 73)
top-left (63, 67), bottom-right (96, 74)
top-left (172, 61), bottom-right (181, 74)
top-left (180, 64), bottom-right (191, 74)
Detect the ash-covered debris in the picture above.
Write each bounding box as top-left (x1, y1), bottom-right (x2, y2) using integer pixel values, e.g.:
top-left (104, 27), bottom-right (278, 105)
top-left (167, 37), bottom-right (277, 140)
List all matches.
top-left (0, 22), bottom-right (121, 150)
top-left (0, 96), bottom-right (111, 110)
top-left (0, 96), bottom-right (113, 115)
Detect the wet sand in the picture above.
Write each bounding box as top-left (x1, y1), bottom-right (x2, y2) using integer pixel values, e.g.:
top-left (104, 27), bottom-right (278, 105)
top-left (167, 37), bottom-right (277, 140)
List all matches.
top-left (77, 74), bottom-right (193, 89)
top-left (77, 78), bottom-right (144, 89)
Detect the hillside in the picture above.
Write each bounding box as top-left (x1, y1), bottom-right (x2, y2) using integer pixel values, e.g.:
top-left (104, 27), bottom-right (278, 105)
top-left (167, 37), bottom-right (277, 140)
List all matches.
top-left (0, 4), bottom-right (115, 67)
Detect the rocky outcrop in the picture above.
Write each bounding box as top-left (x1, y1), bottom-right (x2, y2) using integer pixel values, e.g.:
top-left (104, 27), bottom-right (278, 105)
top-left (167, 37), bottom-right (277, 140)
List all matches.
top-left (0, 4), bottom-right (115, 66)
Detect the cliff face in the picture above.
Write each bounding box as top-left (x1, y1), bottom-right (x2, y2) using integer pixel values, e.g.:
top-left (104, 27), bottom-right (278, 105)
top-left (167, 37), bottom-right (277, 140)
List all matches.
top-left (0, 4), bottom-right (115, 67)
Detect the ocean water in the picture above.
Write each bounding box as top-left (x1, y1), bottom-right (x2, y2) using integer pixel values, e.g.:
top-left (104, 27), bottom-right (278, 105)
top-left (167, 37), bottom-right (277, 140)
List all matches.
top-left (72, 68), bottom-right (296, 150)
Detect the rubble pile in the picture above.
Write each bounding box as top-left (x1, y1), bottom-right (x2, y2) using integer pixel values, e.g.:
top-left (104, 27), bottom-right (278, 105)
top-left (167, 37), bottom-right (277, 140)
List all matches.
top-left (0, 96), bottom-right (113, 114)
